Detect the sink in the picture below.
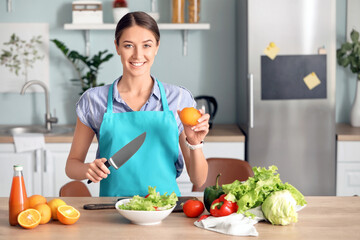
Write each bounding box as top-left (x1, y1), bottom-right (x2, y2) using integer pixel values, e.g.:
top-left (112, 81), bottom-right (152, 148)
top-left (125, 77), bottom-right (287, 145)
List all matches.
top-left (0, 125), bottom-right (74, 136)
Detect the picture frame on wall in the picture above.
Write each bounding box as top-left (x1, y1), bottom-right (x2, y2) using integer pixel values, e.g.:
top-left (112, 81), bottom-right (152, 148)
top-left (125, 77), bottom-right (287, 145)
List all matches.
top-left (0, 23), bottom-right (49, 93)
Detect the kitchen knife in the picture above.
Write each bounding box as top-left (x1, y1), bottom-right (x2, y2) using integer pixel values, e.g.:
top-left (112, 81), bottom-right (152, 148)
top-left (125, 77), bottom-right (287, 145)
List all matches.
top-left (87, 132), bottom-right (146, 184)
top-left (83, 196), bottom-right (197, 211)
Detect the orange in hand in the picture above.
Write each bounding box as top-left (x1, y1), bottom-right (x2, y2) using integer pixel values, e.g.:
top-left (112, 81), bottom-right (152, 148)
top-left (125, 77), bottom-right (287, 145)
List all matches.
top-left (17, 209), bottom-right (41, 229)
top-left (57, 205), bottom-right (80, 225)
top-left (179, 107), bottom-right (201, 126)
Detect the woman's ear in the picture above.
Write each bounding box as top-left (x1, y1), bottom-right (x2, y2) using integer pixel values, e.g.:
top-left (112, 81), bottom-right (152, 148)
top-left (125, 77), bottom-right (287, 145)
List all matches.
top-left (155, 41), bottom-right (160, 55)
top-left (114, 39), bottom-right (120, 55)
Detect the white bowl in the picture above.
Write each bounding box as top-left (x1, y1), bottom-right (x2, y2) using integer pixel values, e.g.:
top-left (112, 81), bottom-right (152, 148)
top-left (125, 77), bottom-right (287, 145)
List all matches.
top-left (115, 199), bottom-right (176, 225)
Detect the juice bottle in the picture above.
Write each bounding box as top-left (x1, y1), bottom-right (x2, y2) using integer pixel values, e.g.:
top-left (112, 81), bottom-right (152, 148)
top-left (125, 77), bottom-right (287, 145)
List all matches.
top-left (9, 165), bottom-right (29, 226)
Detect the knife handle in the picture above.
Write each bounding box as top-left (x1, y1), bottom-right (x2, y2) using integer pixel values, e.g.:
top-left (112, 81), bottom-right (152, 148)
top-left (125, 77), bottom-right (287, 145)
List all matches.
top-left (87, 160), bottom-right (111, 184)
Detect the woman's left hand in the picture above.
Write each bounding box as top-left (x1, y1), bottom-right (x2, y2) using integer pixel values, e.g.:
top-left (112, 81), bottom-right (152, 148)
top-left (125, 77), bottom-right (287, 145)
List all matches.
top-left (178, 108), bottom-right (210, 145)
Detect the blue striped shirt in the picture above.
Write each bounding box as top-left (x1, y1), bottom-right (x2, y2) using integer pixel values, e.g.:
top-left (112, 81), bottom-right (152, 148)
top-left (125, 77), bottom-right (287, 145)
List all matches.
top-left (76, 76), bottom-right (196, 177)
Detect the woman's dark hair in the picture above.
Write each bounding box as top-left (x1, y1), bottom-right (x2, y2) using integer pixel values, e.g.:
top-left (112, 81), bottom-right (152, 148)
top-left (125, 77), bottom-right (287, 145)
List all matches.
top-left (115, 11), bottom-right (160, 45)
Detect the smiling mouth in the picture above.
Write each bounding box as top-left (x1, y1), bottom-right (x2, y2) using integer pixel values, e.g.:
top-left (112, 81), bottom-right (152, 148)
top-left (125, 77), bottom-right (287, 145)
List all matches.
top-left (131, 62), bottom-right (145, 67)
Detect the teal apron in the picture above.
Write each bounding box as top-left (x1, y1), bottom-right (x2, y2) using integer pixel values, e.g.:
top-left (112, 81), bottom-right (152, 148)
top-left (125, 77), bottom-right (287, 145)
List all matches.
top-left (99, 79), bottom-right (181, 197)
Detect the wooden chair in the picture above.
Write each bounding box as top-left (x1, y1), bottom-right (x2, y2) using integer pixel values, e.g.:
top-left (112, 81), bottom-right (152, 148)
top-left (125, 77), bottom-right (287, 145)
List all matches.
top-left (192, 158), bottom-right (254, 192)
top-left (59, 180), bottom-right (92, 197)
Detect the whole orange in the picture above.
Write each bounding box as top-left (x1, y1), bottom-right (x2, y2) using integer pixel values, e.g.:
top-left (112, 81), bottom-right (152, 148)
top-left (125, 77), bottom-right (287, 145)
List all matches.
top-left (34, 203), bottom-right (52, 224)
top-left (47, 198), bottom-right (67, 220)
top-left (28, 194), bottom-right (47, 208)
top-left (179, 107), bottom-right (201, 126)
top-left (57, 205), bottom-right (80, 225)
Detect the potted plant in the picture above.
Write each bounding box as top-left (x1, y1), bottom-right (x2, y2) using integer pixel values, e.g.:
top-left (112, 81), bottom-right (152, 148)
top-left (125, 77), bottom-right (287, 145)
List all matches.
top-left (51, 39), bottom-right (113, 95)
top-left (112, 0), bottom-right (129, 23)
top-left (337, 29), bottom-right (360, 126)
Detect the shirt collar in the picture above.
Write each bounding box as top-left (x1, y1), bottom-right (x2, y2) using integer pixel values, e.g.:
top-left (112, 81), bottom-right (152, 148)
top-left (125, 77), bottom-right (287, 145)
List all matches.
top-left (113, 75), bottom-right (160, 104)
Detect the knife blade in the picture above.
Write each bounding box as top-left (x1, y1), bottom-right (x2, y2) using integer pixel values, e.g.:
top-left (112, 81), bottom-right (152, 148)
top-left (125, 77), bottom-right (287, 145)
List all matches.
top-left (87, 132), bottom-right (146, 184)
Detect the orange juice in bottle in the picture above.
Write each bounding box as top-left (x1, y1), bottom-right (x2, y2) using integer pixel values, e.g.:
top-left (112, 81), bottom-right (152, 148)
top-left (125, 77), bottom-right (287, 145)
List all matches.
top-left (9, 165), bottom-right (29, 226)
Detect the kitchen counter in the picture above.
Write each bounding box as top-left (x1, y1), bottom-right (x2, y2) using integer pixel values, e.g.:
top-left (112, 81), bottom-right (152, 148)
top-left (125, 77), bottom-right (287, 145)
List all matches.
top-left (0, 124), bottom-right (245, 143)
top-left (336, 123), bottom-right (360, 141)
top-left (1, 196), bottom-right (359, 240)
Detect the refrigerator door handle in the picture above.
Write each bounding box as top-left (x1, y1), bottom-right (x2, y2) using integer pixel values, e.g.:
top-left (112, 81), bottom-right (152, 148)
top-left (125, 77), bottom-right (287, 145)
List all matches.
top-left (248, 73), bottom-right (254, 128)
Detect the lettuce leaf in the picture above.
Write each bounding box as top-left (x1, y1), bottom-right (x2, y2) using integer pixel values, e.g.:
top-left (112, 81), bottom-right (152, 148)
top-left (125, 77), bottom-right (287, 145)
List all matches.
top-left (222, 165), bottom-right (306, 214)
top-left (118, 186), bottom-right (178, 211)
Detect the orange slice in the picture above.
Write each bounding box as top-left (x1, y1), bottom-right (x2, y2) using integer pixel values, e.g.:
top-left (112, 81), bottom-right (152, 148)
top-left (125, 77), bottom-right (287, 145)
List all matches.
top-left (17, 209), bottom-right (41, 229)
top-left (57, 205), bottom-right (80, 225)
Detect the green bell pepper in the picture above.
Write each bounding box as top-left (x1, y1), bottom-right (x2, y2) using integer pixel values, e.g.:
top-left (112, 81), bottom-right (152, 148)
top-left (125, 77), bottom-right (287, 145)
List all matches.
top-left (203, 173), bottom-right (225, 213)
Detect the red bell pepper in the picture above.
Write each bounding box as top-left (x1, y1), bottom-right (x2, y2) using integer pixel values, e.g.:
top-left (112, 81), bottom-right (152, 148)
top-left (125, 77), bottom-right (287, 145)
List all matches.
top-left (210, 194), bottom-right (238, 217)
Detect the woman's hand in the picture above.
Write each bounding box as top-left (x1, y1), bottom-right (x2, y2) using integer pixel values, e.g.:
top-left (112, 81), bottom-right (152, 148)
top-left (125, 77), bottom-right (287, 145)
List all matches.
top-left (178, 108), bottom-right (210, 145)
top-left (86, 158), bottom-right (111, 183)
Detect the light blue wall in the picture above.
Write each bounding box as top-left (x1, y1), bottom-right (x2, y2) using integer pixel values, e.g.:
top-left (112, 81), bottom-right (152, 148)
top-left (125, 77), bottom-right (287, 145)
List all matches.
top-left (0, 0), bottom-right (352, 125)
top-left (0, 0), bottom-right (236, 125)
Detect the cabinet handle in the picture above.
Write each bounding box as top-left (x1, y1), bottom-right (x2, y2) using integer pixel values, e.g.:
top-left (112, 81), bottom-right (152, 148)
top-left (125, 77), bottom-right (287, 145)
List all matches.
top-left (34, 149), bottom-right (41, 173)
top-left (43, 150), bottom-right (47, 173)
top-left (248, 73), bottom-right (254, 128)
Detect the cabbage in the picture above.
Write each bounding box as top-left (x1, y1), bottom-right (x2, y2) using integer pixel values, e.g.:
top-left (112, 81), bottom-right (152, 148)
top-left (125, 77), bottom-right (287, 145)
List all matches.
top-left (261, 190), bottom-right (298, 225)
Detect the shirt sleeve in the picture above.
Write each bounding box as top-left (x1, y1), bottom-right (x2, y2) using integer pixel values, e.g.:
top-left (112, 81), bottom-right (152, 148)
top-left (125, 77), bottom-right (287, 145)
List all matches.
top-left (75, 90), bottom-right (93, 130)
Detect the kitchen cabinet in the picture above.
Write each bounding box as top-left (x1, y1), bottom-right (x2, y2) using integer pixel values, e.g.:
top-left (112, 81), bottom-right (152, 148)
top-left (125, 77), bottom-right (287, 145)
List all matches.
top-left (336, 124), bottom-right (360, 196)
top-left (0, 143), bottom-right (99, 197)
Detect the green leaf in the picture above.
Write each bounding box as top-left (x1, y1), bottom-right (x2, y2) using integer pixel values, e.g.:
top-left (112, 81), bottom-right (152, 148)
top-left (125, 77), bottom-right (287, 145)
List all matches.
top-left (351, 30), bottom-right (360, 43)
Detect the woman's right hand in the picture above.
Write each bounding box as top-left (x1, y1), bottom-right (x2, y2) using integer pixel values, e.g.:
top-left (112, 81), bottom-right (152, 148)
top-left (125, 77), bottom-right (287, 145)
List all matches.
top-left (86, 158), bottom-right (111, 183)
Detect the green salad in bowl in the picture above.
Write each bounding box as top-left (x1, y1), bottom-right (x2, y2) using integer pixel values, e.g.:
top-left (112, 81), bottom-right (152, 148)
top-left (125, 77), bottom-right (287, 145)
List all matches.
top-left (116, 186), bottom-right (178, 225)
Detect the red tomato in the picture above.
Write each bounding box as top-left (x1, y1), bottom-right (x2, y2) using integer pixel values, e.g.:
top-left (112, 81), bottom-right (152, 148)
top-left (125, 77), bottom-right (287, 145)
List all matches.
top-left (182, 199), bottom-right (204, 218)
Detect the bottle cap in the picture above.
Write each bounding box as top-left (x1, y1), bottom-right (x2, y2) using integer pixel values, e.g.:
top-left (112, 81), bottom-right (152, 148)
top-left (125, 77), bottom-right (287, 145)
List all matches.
top-left (13, 165), bottom-right (23, 171)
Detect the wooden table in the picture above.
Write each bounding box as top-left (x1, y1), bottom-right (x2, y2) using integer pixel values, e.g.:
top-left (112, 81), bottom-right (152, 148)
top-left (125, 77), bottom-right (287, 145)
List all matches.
top-left (1, 196), bottom-right (359, 239)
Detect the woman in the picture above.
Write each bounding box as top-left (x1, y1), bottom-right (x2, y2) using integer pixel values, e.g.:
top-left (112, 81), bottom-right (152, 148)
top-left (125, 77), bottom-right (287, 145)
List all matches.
top-left (66, 11), bottom-right (209, 197)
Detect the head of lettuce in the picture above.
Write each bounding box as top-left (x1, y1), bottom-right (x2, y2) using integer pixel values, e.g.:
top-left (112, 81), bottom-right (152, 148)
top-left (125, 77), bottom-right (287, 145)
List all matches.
top-left (262, 190), bottom-right (298, 225)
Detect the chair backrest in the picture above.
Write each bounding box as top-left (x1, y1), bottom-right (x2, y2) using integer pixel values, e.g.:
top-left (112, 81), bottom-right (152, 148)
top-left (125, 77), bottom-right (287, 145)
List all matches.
top-left (59, 180), bottom-right (92, 197)
top-left (192, 158), bottom-right (254, 192)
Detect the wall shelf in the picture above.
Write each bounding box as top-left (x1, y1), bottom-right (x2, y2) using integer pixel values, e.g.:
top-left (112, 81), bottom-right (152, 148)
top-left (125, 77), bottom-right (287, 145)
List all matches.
top-left (64, 23), bottom-right (210, 56)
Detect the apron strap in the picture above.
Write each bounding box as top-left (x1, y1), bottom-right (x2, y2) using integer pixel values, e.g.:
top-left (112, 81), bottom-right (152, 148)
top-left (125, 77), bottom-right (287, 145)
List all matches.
top-left (107, 81), bottom-right (115, 113)
top-left (107, 78), bottom-right (170, 113)
top-left (156, 79), bottom-right (170, 112)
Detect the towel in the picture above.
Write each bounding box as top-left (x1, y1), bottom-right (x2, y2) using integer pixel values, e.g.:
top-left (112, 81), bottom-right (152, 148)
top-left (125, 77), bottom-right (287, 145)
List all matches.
top-left (194, 205), bottom-right (306, 236)
top-left (13, 133), bottom-right (45, 152)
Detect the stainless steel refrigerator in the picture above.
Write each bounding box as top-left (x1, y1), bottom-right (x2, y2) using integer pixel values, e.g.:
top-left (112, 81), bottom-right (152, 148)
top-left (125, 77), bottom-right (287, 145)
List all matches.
top-left (236, 0), bottom-right (336, 195)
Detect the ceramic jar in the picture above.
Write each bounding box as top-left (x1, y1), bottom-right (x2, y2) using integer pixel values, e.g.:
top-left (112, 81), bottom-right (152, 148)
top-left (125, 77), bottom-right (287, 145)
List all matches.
top-left (113, 0), bottom-right (129, 23)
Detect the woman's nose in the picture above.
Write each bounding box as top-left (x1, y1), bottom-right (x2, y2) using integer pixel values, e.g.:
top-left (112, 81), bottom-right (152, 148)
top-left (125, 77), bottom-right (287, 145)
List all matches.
top-left (133, 47), bottom-right (142, 59)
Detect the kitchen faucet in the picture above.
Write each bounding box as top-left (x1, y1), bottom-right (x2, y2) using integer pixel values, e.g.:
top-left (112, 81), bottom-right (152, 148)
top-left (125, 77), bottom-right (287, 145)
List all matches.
top-left (20, 80), bottom-right (58, 131)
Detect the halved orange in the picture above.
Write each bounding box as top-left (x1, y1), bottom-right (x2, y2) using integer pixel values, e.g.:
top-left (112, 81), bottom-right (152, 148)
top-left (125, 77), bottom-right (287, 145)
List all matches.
top-left (57, 205), bottom-right (80, 225)
top-left (17, 209), bottom-right (41, 229)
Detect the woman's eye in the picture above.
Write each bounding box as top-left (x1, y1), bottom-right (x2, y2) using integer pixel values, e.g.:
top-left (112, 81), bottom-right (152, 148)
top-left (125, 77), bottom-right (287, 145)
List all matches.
top-left (144, 44), bottom-right (151, 48)
top-left (124, 44), bottom-right (133, 48)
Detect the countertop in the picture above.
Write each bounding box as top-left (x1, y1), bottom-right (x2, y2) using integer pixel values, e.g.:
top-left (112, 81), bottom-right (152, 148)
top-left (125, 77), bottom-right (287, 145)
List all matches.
top-left (336, 123), bottom-right (360, 141)
top-left (1, 196), bottom-right (359, 240)
top-left (0, 124), bottom-right (245, 144)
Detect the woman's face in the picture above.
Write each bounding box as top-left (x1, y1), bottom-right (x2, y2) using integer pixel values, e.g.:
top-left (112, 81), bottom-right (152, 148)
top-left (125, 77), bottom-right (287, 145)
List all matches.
top-left (115, 25), bottom-right (159, 78)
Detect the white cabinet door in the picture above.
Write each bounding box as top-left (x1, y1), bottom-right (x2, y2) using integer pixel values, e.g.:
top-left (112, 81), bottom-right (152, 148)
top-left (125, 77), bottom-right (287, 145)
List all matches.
top-left (336, 141), bottom-right (360, 196)
top-left (46, 143), bottom-right (99, 197)
top-left (0, 144), bottom-right (39, 197)
top-left (203, 142), bottom-right (245, 160)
